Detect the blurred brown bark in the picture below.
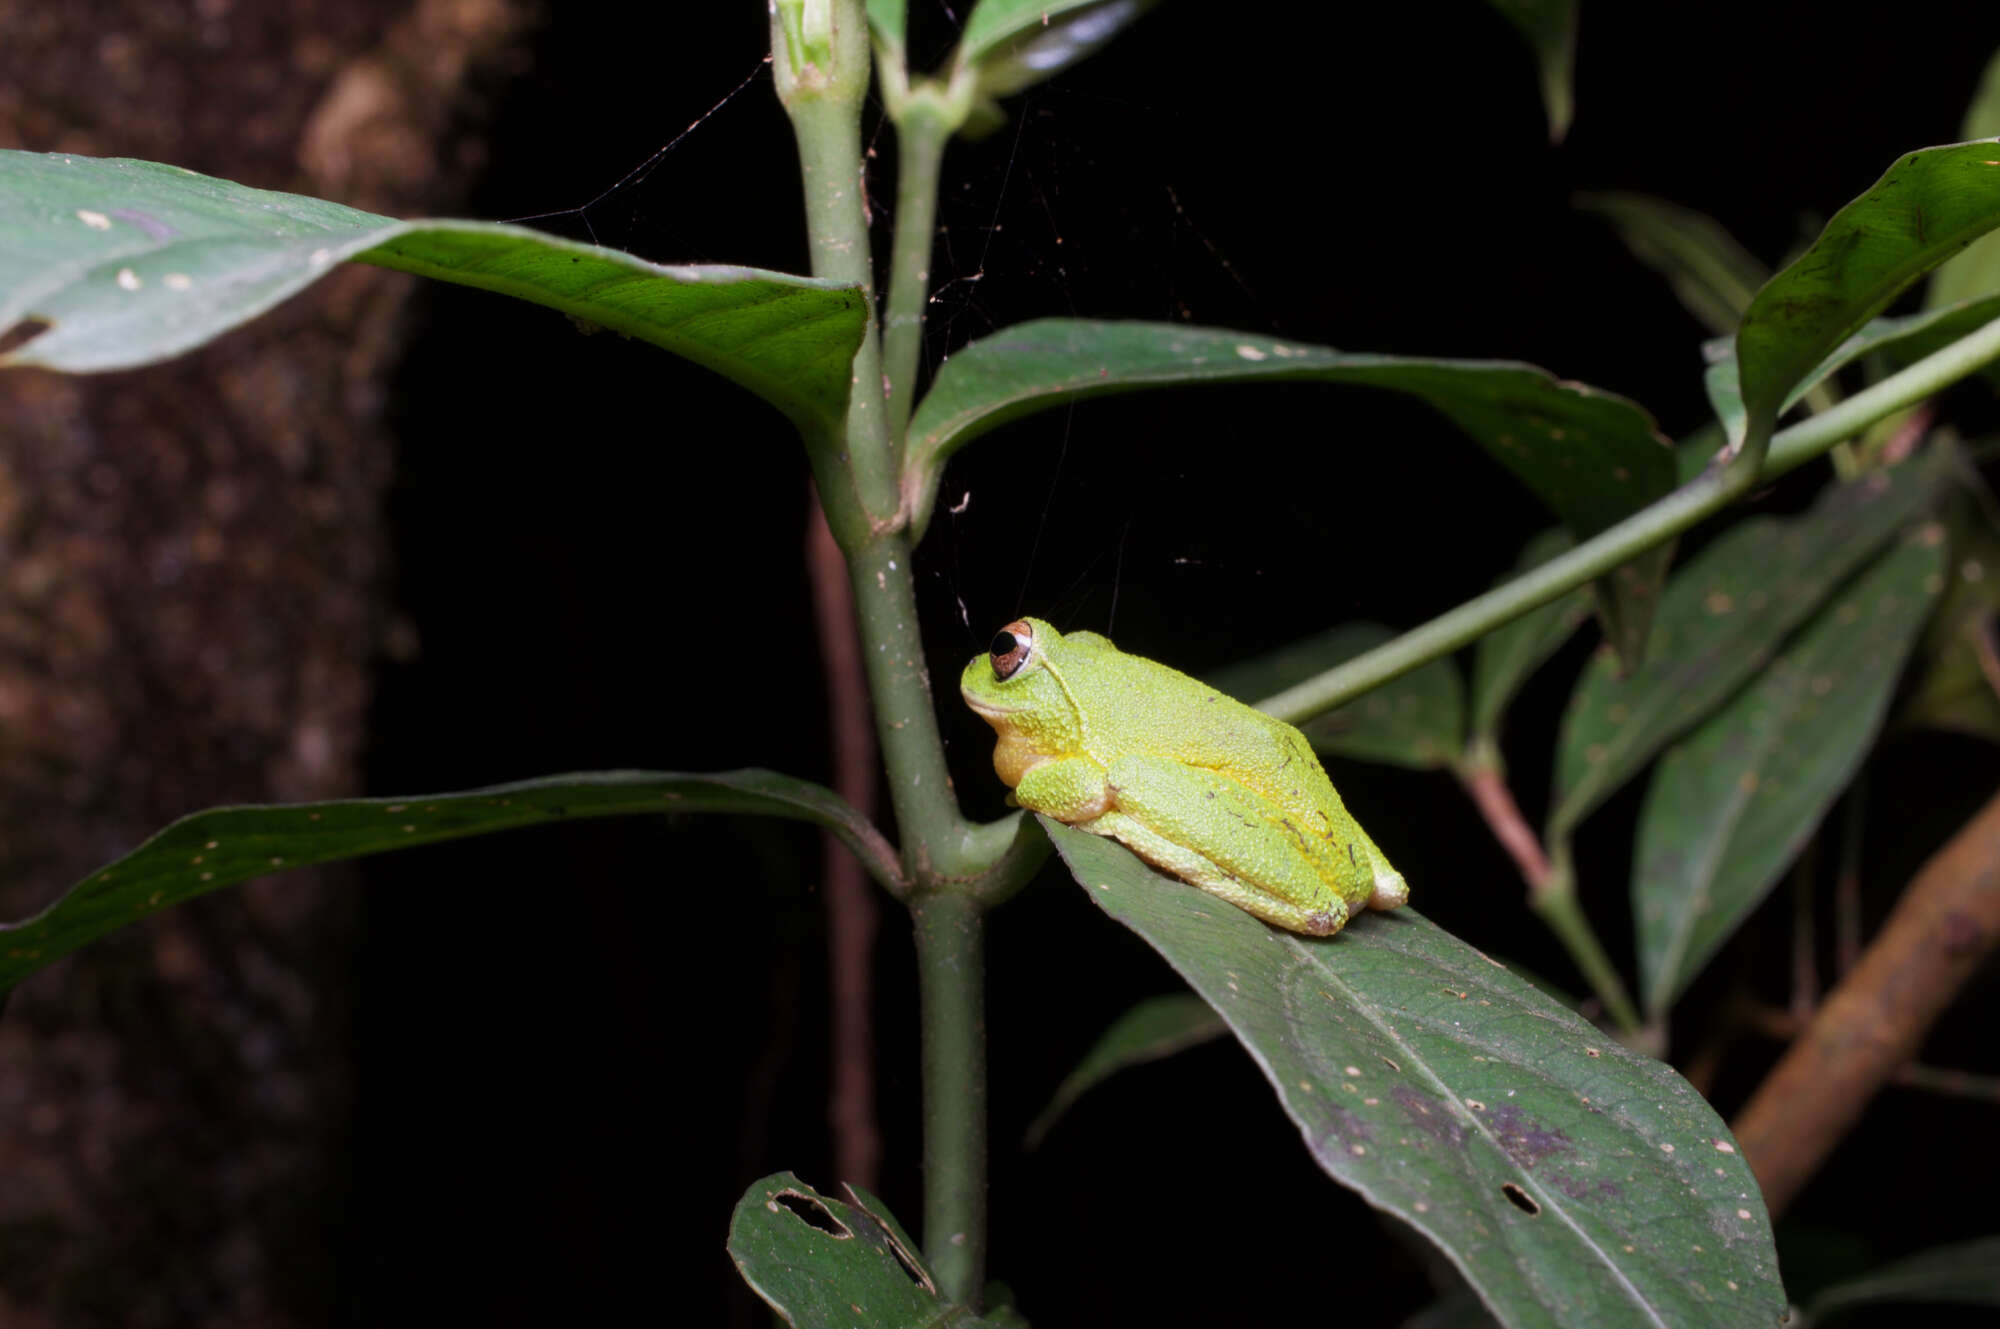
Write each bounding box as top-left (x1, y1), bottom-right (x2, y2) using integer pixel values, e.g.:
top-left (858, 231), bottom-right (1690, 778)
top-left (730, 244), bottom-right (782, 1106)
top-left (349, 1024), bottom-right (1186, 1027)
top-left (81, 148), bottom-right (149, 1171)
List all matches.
top-left (0, 2), bottom-right (530, 1324)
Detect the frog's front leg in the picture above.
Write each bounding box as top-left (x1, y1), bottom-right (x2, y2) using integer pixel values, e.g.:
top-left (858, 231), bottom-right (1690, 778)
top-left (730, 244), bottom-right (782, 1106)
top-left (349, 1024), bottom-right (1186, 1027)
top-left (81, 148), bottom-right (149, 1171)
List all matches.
top-left (1012, 754), bottom-right (1117, 824)
top-left (1098, 754), bottom-right (1355, 936)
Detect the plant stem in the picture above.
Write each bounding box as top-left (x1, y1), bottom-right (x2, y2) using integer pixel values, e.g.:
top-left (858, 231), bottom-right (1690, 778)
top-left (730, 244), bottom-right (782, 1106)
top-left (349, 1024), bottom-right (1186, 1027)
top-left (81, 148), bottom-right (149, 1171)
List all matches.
top-left (777, 1), bottom-right (899, 532)
top-left (912, 888), bottom-right (987, 1307)
top-left (1254, 309), bottom-right (2000, 723)
top-left (883, 106), bottom-right (950, 445)
top-left (1531, 851), bottom-right (1644, 1034)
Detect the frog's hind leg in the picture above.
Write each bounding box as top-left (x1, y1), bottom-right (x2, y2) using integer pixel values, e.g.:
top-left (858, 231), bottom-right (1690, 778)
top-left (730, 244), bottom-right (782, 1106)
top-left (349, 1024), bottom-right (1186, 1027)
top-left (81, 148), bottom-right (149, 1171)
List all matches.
top-left (1088, 811), bottom-right (1350, 936)
top-left (1091, 754), bottom-right (1354, 936)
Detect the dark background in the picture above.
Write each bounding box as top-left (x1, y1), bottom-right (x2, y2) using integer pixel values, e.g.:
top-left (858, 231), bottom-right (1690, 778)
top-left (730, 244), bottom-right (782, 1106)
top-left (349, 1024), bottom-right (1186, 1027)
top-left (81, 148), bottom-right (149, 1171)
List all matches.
top-left (346, 3), bottom-right (2000, 1325)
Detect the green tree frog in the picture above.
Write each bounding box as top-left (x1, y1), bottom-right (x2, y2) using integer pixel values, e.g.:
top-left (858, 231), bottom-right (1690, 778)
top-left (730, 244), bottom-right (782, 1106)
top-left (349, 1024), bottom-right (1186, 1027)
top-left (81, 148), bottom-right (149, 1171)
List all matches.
top-left (960, 617), bottom-right (1409, 936)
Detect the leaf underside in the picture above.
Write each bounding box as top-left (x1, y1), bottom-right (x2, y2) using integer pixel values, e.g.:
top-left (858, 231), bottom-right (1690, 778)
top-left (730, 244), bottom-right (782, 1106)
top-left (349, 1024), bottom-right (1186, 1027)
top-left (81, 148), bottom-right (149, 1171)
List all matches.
top-left (0, 151), bottom-right (866, 435)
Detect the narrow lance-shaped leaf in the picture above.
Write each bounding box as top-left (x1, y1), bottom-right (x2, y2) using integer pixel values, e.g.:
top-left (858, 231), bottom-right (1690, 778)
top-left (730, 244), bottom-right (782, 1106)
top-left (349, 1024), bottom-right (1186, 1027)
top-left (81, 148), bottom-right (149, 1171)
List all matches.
top-left (907, 319), bottom-right (1676, 663)
top-left (1206, 623), bottom-right (1465, 769)
top-left (1928, 49), bottom-right (2000, 310)
top-left (955, 0), bottom-right (1156, 97)
top-left (728, 1173), bottom-right (1009, 1328)
top-left (0, 770), bottom-right (901, 992)
top-left (1633, 527), bottom-right (1947, 1017)
top-left (1575, 193), bottom-right (1771, 336)
top-left (1804, 1233), bottom-right (2000, 1323)
top-left (0, 152), bottom-right (867, 437)
top-left (1046, 823), bottom-right (1784, 1329)
top-left (1470, 528), bottom-right (1592, 745)
top-left (1549, 444), bottom-right (1954, 843)
top-left (1025, 992), bottom-right (1226, 1148)
top-left (1485, 0), bottom-right (1579, 141)
top-left (1732, 138), bottom-right (2000, 458)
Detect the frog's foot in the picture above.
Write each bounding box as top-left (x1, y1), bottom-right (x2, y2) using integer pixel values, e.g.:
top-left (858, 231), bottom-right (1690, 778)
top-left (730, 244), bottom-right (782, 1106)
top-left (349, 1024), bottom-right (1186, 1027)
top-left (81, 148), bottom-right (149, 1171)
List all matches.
top-left (1368, 869), bottom-right (1409, 912)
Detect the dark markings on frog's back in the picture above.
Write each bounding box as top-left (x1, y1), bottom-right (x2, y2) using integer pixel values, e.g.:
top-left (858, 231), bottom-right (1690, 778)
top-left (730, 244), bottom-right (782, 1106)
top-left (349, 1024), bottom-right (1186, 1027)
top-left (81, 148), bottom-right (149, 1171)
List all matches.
top-left (1348, 842), bottom-right (1357, 867)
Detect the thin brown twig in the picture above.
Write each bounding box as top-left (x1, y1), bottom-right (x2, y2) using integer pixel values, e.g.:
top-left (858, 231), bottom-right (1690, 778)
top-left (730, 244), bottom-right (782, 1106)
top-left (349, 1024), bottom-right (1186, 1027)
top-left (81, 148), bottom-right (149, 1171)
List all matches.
top-left (1789, 841), bottom-right (1818, 1023)
top-left (808, 495), bottom-right (883, 1191)
top-left (1731, 784), bottom-right (2000, 1217)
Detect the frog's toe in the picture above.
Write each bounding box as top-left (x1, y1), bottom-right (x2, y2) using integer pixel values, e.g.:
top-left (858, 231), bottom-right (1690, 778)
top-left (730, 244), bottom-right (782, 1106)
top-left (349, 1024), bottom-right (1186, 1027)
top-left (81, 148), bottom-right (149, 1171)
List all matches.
top-left (1368, 870), bottom-right (1409, 912)
top-left (1302, 900), bottom-right (1349, 936)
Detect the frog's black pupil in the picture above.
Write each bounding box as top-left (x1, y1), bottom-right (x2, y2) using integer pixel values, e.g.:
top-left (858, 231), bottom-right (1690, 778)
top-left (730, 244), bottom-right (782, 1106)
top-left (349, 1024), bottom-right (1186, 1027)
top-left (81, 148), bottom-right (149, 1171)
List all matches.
top-left (990, 631), bottom-right (1018, 659)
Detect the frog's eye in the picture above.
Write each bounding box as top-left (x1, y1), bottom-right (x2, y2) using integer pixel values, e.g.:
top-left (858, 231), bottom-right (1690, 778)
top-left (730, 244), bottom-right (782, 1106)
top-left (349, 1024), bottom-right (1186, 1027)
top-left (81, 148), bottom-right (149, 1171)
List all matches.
top-left (989, 620), bottom-right (1036, 680)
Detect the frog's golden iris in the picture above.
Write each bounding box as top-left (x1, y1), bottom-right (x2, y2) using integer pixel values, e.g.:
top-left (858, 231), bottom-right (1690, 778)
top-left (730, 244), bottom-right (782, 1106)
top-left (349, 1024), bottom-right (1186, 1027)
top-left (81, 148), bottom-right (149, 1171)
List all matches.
top-left (960, 617), bottom-right (1408, 937)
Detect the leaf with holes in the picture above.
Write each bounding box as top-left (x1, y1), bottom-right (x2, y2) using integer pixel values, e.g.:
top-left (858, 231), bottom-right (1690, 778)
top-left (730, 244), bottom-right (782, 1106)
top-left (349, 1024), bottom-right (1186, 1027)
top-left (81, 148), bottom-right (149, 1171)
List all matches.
top-left (1025, 992), bottom-right (1226, 1148)
top-left (1633, 530), bottom-right (1946, 1017)
top-left (1548, 445), bottom-right (1954, 843)
top-left (0, 151), bottom-right (866, 436)
top-left (1047, 822), bottom-right (1784, 1328)
top-left (1206, 622), bottom-right (1464, 769)
top-left (1804, 1234), bottom-right (2000, 1322)
top-left (1470, 528), bottom-right (1593, 745)
top-left (0, 770), bottom-right (899, 993)
top-left (1732, 138), bottom-right (2000, 457)
top-left (907, 319), bottom-right (1675, 664)
top-left (1576, 193), bottom-right (1770, 336)
top-left (1485, 0), bottom-right (1578, 141)
top-left (729, 1172), bottom-right (1001, 1328)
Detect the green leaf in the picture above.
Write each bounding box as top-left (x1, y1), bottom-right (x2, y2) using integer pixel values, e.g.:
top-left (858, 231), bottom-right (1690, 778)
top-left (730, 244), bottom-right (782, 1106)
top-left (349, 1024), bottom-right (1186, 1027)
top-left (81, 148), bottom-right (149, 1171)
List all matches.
top-left (1805, 1234), bottom-right (2000, 1322)
top-left (1900, 507), bottom-right (2000, 742)
top-left (1704, 295), bottom-right (2000, 445)
top-left (956, 0), bottom-right (1156, 97)
top-left (1549, 445), bottom-right (1954, 842)
top-left (0, 151), bottom-right (867, 436)
top-left (728, 1172), bottom-right (998, 1328)
top-left (0, 770), bottom-right (900, 993)
top-left (1633, 528), bottom-right (1946, 1016)
top-left (907, 319), bottom-right (1676, 662)
top-left (1928, 49), bottom-right (2000, 310)
top-left (1024, 993), bottom-right (1226, 1148)
top-left (1207, 623), bottom-right (1465, 769)
top-left (1046, 822), bottom-right (1785, 1329)
top-left (1470, 528), bottom-right (1592, 744)
top-left (1485, 0), bottom-right (1578, 141)
top-left (1734, 138), bottom-right (2000, 458)
top-left (1575, 193), bottom-right (1771, 336)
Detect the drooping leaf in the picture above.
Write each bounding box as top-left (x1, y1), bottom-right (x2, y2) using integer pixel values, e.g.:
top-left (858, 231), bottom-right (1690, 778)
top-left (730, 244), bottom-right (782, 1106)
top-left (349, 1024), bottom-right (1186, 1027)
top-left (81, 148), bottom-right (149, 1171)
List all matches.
top-left (1804, 1234), bottom-right (2000, 1322)
top-left (906, 319), bottom-right (1676, 661)
top-left (1575, 193), bottom-right (1771, 335)
top-left (956, 0), bottom-right (1156, 96)
top-left (728, 1172), bottom-right (1001, 1328)
top-left (1733, 138), bottom-right (2000, 458)
top-left (1206, 623), bottom-right (1465, 769)
top-left (0, 151), bottom-right (867, 436)
top-left (1900, 507), bottom-right (2000, 741)
top-left (0, 770), bottom-right (900, 992)
top-left (1548, 444), bottom-right (1954, 842)
top-left (1024, 992), bottom-right (1226, 1148)
top-left (1485, 0), bottom-right (1578, 141)
top-left (1046, 823), bottom-right (1784, 1329)
top-left (1470, 528), bottom-right (1593, 744)
top-left (1704, 296), bottom-right (2000, 446)
top-left (1928, 50), bottom-right (2000, 311)
top-left (1633, 528), bottom-right (1946, 1017)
